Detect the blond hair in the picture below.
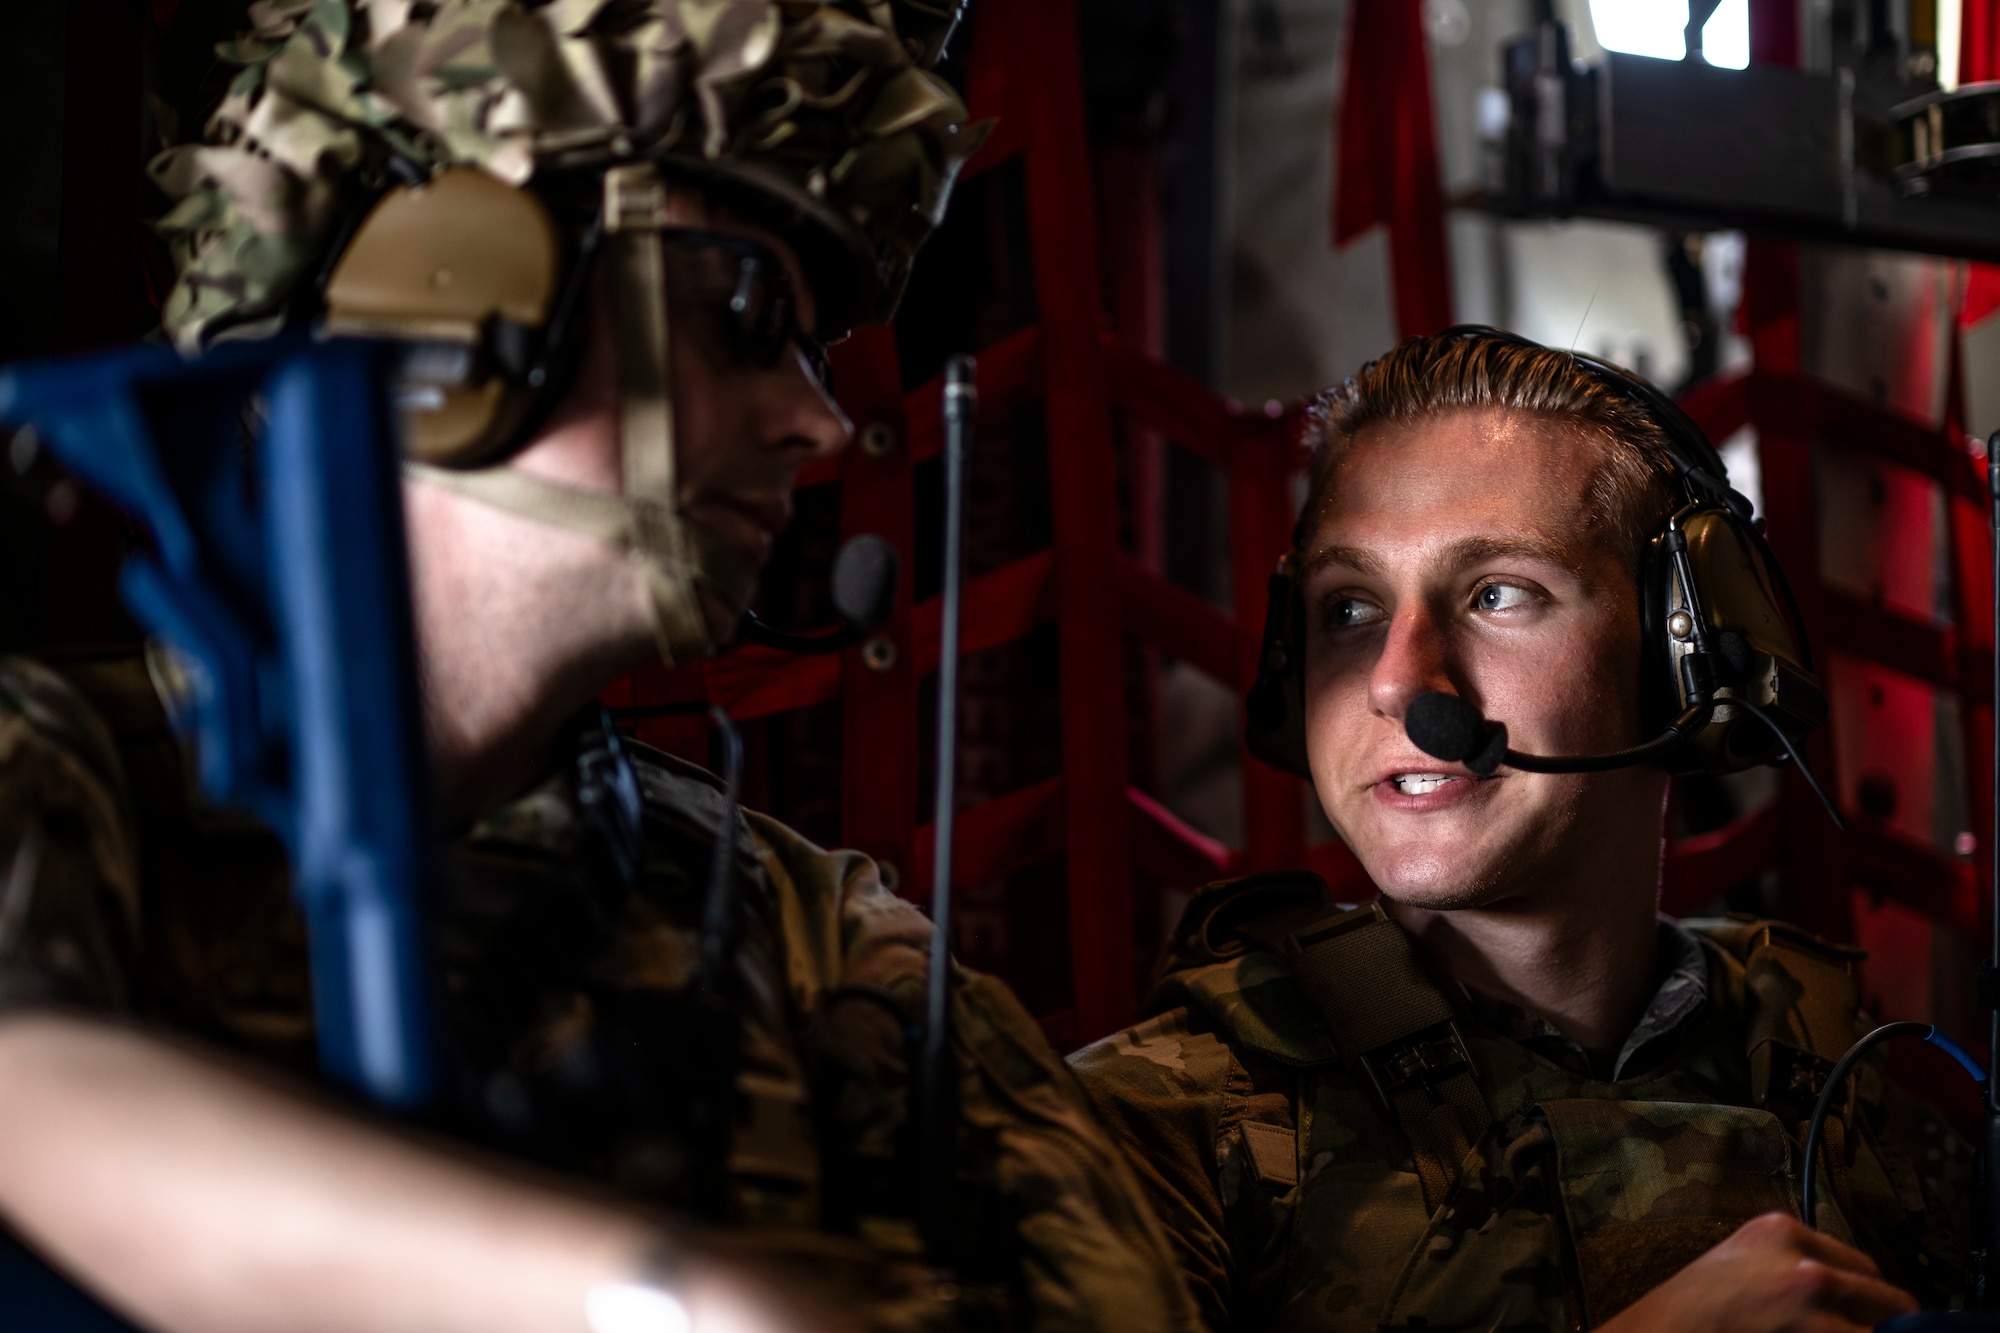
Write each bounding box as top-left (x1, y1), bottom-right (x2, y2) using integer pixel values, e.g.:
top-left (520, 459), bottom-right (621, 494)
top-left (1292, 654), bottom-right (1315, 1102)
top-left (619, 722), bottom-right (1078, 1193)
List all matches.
top-left (1300, 330), bottom-right (1683, 566)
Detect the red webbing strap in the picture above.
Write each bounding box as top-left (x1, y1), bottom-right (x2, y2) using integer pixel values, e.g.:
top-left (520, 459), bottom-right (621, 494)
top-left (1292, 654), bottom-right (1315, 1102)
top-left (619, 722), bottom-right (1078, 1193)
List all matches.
top-left (1663, 803), bottom-right (1781, 918)
top-left (1745, 228), bottom-right (1854, 945)
top-left (833, 327), bottom-right (920, 899)
top-left (1677, 368), bottom-right (1751, 445)
top-left (998, 0), bottom-right (1139, 1038)
top-left (1734, 1), bottom-right (1849, 939)
top-left (1100, 336), bottom-right (1319, 882)
top-left (1330, 0), bottom-right (1452, 338)
top-left (912, 777), bottom-right (1067, 905)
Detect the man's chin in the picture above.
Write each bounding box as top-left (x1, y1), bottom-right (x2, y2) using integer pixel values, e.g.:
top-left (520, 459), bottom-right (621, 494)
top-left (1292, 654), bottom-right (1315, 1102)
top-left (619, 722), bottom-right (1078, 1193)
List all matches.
top-left (1355, 842), bottom-right (1513, 913)
top-left (1373, 876), bottom-right (1511, 914)
top-left (1335, 793), bottom-right (1542, 911)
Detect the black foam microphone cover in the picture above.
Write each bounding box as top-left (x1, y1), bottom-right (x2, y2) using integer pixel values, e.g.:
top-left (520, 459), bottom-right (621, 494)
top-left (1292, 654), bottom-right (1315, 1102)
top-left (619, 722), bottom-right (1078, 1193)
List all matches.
top-left (1405, 692), bottom-right (1482, 760)
top-left (831, 535), bottom-right (900, 632)
top-left (1405, 692), bottom-right (1508, 775)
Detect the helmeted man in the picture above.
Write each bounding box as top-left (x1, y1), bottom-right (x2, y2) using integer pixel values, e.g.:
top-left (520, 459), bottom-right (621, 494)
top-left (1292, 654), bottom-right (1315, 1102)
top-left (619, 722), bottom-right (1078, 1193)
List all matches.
top-left (0, 3), bottom-right (1199, 1330)
top-left (1071, 327), bottom-right (1969, 1333)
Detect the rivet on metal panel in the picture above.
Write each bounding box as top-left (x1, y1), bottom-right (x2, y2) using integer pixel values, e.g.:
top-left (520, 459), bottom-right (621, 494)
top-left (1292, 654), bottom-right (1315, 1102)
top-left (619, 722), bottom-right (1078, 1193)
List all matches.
top-left (861, 634), bottom-right (897, 671)
top-left (859, 422), bottom-right (898, 457)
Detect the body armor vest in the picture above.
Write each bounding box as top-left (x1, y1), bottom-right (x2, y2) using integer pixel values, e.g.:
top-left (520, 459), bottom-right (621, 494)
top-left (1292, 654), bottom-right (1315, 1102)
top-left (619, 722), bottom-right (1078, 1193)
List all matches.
top-left (1152, 874), bottom-right (1961, 1330)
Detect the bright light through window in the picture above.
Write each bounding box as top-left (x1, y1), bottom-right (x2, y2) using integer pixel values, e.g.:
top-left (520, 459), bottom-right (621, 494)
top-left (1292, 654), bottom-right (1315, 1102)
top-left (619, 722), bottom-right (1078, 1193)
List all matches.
top-left (1587, 0), bottom-right (1750, 69)
top-left (1701, 0), bottom-right (1749, 68)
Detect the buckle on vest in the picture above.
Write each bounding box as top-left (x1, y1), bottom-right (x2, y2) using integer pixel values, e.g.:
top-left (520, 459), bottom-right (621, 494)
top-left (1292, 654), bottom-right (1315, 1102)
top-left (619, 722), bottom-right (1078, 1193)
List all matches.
top-left (1363, 1021), bottom-right (1477, 1104)
top-left (1752, 1038), bottom-right (1840, 1122)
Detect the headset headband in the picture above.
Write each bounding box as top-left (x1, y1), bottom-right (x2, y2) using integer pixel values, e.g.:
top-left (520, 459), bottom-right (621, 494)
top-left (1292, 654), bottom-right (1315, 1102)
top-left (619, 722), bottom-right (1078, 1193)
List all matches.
top-left (1432, 324), bottom-right (1747, 515)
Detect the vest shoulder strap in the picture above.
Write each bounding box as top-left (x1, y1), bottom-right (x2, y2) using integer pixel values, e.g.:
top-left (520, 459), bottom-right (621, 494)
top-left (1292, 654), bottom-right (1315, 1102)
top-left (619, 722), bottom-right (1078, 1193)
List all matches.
top-left (1259, 900), bottom-right (1493, 1214)
top-left (1686, 915), bottom-right (1865, 1121)
top-left (1162, 869), bottom-right (1335, 972)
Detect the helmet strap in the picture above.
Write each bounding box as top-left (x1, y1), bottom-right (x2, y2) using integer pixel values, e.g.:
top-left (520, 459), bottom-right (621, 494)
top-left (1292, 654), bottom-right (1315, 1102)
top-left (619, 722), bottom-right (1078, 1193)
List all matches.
top-left (604, 162), bottom-right (711, 665)
top-left (400, 162), bottom-right (758, 668)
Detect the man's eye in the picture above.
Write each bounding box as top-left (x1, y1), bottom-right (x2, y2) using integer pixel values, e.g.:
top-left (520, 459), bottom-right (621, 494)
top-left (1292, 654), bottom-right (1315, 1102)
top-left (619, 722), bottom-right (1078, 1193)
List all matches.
top-left (1324, 597), bottom-right (1385, 629)
top-left (1473, 583), bottom-right (1534, 612)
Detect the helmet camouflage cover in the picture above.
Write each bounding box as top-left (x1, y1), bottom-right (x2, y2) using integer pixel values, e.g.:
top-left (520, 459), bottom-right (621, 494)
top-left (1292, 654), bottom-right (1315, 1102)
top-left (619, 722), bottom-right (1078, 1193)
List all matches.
top-left (150, 0), bottom-right (986, 669)
top-left (153, 0), bottom-right (987, 352)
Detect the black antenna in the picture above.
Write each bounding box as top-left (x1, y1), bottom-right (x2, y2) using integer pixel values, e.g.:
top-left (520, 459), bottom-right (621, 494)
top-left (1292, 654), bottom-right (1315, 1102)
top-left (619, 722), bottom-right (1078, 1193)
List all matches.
top-left (919, 355), bottom-right (975, 1259)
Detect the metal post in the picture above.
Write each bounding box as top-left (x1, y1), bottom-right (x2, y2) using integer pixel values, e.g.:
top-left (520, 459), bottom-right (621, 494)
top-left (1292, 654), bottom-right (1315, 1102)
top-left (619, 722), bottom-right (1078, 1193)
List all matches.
top-left (920, 354), bottom-right (976, 1255)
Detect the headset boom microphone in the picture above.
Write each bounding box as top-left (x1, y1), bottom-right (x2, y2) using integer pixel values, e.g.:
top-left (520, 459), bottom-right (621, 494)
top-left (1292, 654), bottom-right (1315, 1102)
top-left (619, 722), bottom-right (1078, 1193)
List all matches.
top-left (1401, 690), bottom-right (1845, 829)
top-left (737, 534), bottom-right (901, 653)
top-left (1404, 691), bottom-right (1697, 776)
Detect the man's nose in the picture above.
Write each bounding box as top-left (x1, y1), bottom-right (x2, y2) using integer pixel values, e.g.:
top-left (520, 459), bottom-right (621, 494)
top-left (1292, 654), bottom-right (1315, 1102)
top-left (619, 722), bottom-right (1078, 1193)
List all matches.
top-left (773, 344), bottom-right (853, 461)
top-left (1368, 602), bottom-right (1456, 727)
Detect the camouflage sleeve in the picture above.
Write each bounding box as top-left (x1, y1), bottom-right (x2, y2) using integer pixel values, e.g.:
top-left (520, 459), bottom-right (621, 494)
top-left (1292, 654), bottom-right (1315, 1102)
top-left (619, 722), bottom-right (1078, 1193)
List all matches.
top-left (0, 657), bottom-right (141, 1016)
top-left (1067, 1007), bottom-right (1262, 1332)
top-left (746, 814), bottom-right (1206, 1333)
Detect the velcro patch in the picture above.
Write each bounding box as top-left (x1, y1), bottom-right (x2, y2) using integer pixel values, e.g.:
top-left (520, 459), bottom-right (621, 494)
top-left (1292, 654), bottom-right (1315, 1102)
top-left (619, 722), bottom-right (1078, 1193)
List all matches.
top-left (1240, 1120), bottom-right (1299, 1188)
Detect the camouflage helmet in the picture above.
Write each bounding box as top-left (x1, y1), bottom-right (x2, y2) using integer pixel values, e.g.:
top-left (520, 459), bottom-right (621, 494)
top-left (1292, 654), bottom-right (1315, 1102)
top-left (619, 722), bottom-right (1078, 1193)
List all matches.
top-left (148, 0), bottom-right (985, 671)
top-left (152, 0), bottom-right (987, 353)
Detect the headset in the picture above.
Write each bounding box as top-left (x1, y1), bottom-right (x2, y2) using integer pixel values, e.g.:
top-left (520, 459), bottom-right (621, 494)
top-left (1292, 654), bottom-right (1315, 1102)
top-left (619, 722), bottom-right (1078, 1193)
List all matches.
top-left (316, 165), bottom-right (834, 469)
top-left (1245, 325), bottom-right (1833, 801)
top-left (314, 164), bottom-right (891, 655)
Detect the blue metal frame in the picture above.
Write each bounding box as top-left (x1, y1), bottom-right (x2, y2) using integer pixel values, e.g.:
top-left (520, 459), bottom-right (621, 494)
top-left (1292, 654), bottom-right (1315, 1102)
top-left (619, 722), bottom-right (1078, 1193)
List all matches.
top-left (1, 335), bottom-right (437, 1105)
top-left (0, 336), bottom-right (438, 1319)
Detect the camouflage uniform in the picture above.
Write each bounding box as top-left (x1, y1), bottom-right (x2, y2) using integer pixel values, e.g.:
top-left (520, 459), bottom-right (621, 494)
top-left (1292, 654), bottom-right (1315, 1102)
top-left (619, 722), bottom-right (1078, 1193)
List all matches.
top-left (1071, 873), bottom-right (1971, 1332)
top-left (0, 2), bottom-right (1203, 1328)
top-left (0, 647), bottom-right (1202, 1333)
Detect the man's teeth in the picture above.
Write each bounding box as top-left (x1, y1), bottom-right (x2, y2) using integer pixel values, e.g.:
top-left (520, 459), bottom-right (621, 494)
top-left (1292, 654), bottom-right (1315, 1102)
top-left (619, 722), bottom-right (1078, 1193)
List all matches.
top-left (1392, 773), bottom-right (1460, 796)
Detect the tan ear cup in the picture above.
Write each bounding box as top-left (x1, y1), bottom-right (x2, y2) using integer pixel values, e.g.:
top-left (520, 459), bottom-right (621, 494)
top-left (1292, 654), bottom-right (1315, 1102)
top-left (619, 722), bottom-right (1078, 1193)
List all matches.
top-left (1680, 511), bottom-right (1804, 666)
top-left (1669, 509), bottom-right (1827, 774)
top-left (323, 168), bottom-right (560, 465)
